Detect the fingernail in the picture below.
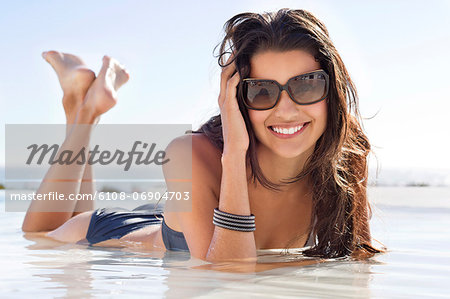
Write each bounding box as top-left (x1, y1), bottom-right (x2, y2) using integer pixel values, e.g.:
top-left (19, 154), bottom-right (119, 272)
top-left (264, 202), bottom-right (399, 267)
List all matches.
top-left (41, 51), bottom-right (47, 59)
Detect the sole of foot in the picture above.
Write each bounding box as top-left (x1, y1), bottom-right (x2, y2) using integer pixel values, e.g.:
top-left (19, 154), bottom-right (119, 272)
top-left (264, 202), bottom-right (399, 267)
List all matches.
top-left (80, 55), bottom-right (130, 119)
top-left (42, 51), bottom-right (96, 118)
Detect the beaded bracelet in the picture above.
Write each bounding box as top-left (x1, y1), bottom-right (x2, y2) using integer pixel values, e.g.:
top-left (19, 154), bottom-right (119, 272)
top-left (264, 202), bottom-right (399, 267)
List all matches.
top-left (213, 208), bottom-right (256, 232)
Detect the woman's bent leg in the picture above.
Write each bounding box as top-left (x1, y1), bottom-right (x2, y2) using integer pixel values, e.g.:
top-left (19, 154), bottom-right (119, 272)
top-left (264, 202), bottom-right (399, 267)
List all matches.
top-left (22, 119), bottom-right (96, 232)
top-left (23, 52), bottom-right (96, 232)
top-left (22, 53), bottom-right (129, 232)
top-left (42, 51), bottom-right (98, 217)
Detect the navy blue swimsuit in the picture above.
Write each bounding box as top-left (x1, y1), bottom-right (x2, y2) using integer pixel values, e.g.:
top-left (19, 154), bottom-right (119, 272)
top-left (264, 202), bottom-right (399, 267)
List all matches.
top-left (85, 203), bottom-right (189, 251)
top-left (85, 203), bottom-right (315, 251)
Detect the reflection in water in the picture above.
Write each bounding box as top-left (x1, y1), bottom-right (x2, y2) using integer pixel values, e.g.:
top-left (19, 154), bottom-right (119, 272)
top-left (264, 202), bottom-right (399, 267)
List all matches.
top-left (23, 233), bottom-right (95, 298)
top-left (4, 189), bottom-right (450, 297)
top-left (23, 232), bottom-right (375, 298)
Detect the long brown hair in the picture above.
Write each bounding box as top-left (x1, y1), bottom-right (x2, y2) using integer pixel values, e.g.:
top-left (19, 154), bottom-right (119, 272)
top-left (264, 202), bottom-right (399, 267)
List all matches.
top-left (193, 8), bottom-right (383, 259)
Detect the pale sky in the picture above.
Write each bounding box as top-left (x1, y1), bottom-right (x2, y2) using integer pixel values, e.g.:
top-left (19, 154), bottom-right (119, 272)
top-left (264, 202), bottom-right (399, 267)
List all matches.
top-left (1, 0), bottom-right (449, 172)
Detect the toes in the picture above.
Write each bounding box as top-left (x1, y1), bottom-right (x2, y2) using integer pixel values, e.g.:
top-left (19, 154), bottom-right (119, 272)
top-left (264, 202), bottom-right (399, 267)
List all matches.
top-left (99, 55), bottom-right (130, 90)
top-left (122, 69), bottom-right (130, 81)
top-left (42, 50), bottom-right (60, 61)
top-left (98, 55), bottom-right (112, 78)
top-left (42, 50), bottom-right (64, 72)
top-left (113, 65), bottom-right (130, 90)
top-left (103, 55), bottom-right (111, 64)
top-left (43, 51), bottom-right (88, 73)
top-left (116, 66), bottom-right (130, 82)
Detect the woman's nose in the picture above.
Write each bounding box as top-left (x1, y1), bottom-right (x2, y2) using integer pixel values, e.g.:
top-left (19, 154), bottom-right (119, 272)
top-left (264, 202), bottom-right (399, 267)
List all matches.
top-left (273, 90), bottom-right (299, 118)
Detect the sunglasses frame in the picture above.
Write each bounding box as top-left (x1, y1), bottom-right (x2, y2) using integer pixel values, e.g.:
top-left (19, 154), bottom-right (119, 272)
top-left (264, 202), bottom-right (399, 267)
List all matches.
top-left (241, 69), bottom-right (330, 111)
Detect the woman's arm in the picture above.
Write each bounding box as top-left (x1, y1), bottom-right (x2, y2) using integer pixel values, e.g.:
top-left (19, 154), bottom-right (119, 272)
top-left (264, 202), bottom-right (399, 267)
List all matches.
top-left (163, 135), bottom-right (256, 262)
top-left (164, 54), bottom-right (255, 262)
top-left (205, 152), bottom-right (256, 262)
top-left (192, 258), bottom-right (324, 273)
top-left (203, 53), bottom-right (255, 262)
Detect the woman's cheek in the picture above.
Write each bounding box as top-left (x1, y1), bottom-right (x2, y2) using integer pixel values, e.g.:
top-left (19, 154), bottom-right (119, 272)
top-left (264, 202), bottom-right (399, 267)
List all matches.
top-left (248, 110), bottom-right (268, 139)
top-left (306, 100), bottom-right (328, 131)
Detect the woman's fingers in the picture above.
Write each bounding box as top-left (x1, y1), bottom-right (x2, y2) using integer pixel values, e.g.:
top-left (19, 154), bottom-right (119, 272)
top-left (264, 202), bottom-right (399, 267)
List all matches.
top-left (218, 53), bottom-right (236, 107)
top-left (224, 71), bottom-right (240, 107)
top-left (221, 53), bottom-right (236, 80)
top-left (219, 70), bottom-right (240, 111)
top-left (217, 53), bottom-right (250, 153)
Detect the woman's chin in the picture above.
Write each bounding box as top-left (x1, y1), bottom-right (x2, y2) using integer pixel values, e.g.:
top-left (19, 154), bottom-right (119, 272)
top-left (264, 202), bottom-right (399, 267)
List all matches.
top-left (270, 148), bottom-right (306, 160)
top-left (256, 139), bottom-right (311, 160)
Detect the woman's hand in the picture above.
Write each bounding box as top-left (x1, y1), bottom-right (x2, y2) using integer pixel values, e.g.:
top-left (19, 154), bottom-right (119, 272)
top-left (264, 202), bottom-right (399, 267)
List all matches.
top-left (218, 55), bottom-right (249, 156)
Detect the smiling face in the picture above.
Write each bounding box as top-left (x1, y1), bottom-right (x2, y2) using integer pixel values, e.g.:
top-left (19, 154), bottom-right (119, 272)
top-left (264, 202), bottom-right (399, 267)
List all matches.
top-left (247, 50), bottom-right (328, 160)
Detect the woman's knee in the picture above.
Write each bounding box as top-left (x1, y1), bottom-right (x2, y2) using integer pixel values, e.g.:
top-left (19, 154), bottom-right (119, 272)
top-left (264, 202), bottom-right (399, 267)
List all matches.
top-left (22, 211), bottom-right (74, 233)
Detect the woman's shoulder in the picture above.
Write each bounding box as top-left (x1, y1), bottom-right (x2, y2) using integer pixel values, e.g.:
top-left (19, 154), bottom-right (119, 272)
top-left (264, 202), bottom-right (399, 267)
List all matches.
top-left (167, 131), bottom-right (221, 160)
top-left (165, 132), bottom-right (222, 187)
top-left (162, 132), bottom-right (222, 237)
top-left (192, 132), bottom-right (222, 174)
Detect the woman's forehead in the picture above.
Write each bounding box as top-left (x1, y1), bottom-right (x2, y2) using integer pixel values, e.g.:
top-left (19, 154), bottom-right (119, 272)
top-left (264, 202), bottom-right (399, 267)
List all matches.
top-left (249, 50), bottom-right (320, 84)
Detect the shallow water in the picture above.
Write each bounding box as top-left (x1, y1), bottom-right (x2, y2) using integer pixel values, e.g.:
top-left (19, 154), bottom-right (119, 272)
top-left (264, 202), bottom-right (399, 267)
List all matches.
top-left (1, 187), bottom-right (449, 298)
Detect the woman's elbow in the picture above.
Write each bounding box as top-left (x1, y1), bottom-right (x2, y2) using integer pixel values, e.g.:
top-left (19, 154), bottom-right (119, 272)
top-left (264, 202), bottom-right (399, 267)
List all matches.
top-left (204, 249), bottom-right (257, 263)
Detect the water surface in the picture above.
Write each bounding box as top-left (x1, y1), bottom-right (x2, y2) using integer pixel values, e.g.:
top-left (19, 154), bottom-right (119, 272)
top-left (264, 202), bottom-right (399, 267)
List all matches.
top-left (1, 187), bottom-right (449, 298)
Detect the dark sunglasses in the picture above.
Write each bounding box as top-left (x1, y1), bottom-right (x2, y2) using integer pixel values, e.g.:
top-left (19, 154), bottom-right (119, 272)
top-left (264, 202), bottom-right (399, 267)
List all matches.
top-left (241, 69), bottom-right (329, 110)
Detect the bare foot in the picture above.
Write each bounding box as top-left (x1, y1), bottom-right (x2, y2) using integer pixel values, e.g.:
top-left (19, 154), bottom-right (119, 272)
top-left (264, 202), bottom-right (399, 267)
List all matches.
top-left (77, 55), bottom-right (130, 122)
top-left (42, 51), bottom-right (96, 122)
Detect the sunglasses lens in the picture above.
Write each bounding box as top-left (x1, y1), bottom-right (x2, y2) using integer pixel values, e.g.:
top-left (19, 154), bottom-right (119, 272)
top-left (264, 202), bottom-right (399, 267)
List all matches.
top-left (289, 73), bottom-right (327, 104)
top-left (244, 81), bottom-right (279, 109)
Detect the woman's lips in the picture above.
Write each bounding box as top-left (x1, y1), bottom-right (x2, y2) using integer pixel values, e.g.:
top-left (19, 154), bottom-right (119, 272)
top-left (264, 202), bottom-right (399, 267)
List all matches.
top-left (268, 122), bottom-right (310, 139)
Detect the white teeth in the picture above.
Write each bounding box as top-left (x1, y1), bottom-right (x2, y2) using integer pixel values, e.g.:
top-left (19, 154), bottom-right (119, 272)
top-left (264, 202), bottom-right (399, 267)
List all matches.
top-left (270, 124), bottom-right (306, 135)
